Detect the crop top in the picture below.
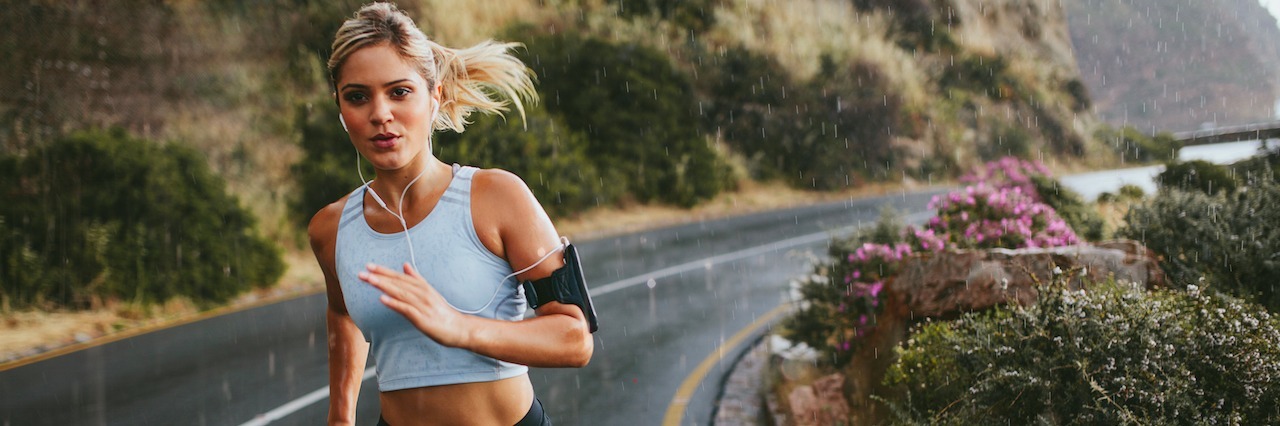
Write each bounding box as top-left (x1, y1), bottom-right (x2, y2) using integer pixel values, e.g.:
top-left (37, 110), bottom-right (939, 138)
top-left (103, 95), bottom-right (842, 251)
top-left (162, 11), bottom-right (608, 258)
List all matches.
top-left (335, 165), bottom-right (529, 391)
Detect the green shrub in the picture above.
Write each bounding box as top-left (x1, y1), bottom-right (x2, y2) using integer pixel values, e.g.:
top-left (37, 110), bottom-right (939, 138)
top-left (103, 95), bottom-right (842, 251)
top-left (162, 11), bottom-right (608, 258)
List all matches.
top-left (785, 209), bottom-right (913, 366)
top-left (1118, 183), bottom-right (1145, 200)
top-left (607, 0), bottom-right (718, 33)
top-left (1231, 146), bottom-right (1280, 184)
top-left (884, 279), bottom-right (1280, 425)
top-left (289, 99), bottom-right (369, 229)
top-left (0, 128), bottom-right (283, 309)
top-left (700, 45), bottom-right (799, 181)
top-left (1031, 175), bottom-right (1107, 241)
top-left (700, 47), bottom-right (907, 189)
top-left (794, 57), bottom-right (906, 188)
top-left (434, 106), bottom-right (614, 219)
top-left (1096, 125), bottom-right (1180, 163)
top-left (1158, 160), bottom-right (1237, 195)
top-left (516, 30), bottom-right (733, 206)
top-left (1119, 180), bottom-right (1280, 311)
top-left (939, 52), bottom-right (1013, 98)
top-left (1063, 78), bottom-right (1091, 112)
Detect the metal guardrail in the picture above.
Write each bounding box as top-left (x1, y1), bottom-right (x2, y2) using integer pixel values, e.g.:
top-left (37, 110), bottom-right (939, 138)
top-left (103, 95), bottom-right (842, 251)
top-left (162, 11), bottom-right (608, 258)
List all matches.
top-left (1171, 121), bottom-right (1280, 146)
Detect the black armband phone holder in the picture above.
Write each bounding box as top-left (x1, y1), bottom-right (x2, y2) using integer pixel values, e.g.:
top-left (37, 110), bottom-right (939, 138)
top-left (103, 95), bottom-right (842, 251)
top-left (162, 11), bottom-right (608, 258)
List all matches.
top-left (521, 243), bottom-right (599, 333)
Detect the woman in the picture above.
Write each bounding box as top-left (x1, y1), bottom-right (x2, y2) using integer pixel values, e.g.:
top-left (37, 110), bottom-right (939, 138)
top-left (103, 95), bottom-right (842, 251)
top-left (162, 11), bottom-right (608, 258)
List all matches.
top-left (307, 3), bottom-right (593, 425)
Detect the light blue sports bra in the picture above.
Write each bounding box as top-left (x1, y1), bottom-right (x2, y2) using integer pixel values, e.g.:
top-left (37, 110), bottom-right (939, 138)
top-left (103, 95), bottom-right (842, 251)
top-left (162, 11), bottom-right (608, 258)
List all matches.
top-left (335, 165), bottom-right (528, 391)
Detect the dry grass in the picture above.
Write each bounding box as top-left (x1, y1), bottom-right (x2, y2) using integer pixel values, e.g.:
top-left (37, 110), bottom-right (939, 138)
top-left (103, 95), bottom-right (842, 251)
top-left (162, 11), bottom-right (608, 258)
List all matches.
top-left (707, 0), bottom-right (927, 105)
top-left (413, 0), bottom-right (552, 45)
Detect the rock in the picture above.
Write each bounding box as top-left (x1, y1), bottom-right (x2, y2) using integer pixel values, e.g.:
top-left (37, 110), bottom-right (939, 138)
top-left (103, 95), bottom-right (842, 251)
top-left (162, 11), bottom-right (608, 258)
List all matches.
top-left (892, 240), bottom-right (1165, 317)
top-left (770, 335), bottom-right (820, 383)
top-left (787, 373), bottom-right (849, 426)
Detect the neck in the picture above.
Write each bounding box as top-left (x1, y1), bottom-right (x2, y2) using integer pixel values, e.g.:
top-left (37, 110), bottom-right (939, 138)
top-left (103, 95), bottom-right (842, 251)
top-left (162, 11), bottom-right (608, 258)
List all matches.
top-left (370, 153), bottom-right (445, 212)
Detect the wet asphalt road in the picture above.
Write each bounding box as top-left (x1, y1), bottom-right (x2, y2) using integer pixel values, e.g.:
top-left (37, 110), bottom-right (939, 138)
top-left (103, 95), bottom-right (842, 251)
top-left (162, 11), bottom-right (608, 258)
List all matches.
top-left (0, 190), bottom-right (940, 426)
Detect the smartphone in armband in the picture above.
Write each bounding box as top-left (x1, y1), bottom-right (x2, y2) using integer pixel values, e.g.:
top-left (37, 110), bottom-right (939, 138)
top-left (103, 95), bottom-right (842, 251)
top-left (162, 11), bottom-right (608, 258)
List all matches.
top-left (521, 243), bottom-right (599, 333)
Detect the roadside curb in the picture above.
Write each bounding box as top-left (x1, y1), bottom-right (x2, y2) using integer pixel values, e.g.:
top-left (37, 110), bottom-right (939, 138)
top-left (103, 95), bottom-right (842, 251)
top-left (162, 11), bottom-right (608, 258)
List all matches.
top-left (713, 334), bottom-right (778, 425)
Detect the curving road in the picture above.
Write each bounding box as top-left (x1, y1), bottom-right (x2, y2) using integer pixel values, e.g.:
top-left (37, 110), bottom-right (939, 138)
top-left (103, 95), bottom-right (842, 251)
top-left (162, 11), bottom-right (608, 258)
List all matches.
top-left (0, 190), bottom-right (939, 426)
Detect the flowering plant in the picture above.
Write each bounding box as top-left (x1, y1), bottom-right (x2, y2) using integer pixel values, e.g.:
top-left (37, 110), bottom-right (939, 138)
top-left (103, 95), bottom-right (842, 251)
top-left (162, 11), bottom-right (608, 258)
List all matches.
top-left (786, 238), bottom-right (913, 366)
top-left (959, 156), bottom-right (1053, 201)
top-left (908, 183), bottom-right (1079, 251)
top-left (836, 242), bottom-right (913, 338)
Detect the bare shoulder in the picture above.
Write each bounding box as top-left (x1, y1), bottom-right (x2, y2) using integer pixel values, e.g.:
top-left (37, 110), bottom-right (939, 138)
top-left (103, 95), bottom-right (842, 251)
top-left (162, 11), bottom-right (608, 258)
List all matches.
top-left (471, 168), bottom-right (537, 205)
top-left (308, 197), bottom-right (348, 252)
top-left (309, 195), bottom-right (352, 312)
top-left (470, 168), bottom-right (560, 274)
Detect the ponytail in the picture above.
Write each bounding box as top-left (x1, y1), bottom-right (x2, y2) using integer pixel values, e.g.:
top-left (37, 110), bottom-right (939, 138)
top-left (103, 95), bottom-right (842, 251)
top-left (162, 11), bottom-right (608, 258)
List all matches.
top-left (429, 40), bottom-right (537, 133)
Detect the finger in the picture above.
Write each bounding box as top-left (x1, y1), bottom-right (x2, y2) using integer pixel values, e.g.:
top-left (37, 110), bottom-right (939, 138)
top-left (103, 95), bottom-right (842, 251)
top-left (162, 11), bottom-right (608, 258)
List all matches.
top-left (399, 262), bottom-right (442, 300)
top-left (403, 262), bottom-right (423, 280)
top-left (365, 263), bottom-right (433, 304)
top-left (360, 269), bottom-right (417, 303)
top-left (379, 294), bottom-right (420, 320)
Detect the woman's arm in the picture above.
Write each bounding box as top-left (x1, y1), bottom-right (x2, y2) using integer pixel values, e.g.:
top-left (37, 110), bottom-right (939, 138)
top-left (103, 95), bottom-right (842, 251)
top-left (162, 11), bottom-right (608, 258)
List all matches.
top-left (309, 203), bottom-right (371, 425)
top-left (361, 169), bottom-right (593, 368)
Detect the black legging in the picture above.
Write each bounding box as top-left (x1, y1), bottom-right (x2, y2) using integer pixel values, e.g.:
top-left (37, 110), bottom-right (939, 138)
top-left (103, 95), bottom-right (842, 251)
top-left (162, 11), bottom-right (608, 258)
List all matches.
top-left (377, 397), bottom-right (549, 426)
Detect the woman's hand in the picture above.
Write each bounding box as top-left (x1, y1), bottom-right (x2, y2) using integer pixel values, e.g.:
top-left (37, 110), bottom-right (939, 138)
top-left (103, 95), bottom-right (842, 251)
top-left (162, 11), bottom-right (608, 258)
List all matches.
top-left (359, 262), bottom-right (472, 348)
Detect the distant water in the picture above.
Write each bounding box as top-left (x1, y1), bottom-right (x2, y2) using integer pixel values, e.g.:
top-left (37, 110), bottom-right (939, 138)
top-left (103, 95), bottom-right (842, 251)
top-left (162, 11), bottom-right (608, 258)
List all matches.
top-left (1060, 139), bottom-right (1278, 201)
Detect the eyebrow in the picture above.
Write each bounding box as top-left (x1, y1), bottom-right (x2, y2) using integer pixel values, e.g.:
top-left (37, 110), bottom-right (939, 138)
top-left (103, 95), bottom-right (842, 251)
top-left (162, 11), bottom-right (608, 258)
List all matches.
top-left (339, 79), bottom-right (414, 92)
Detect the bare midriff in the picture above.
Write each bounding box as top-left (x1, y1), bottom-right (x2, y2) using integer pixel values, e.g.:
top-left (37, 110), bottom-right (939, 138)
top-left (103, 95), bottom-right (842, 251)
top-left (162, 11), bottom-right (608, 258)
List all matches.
top-left (378, 375), bottom-right (534, 426)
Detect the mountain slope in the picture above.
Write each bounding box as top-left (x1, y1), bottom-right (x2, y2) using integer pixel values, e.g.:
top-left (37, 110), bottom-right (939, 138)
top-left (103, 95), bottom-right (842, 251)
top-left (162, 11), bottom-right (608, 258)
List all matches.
top-left (1065, 0), bottom-right (1280, 132)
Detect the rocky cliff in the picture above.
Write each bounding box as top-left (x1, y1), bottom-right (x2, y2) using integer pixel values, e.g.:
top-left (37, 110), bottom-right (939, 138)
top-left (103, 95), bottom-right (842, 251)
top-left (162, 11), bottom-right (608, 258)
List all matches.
top-left (1065, 0), bottom-right (1280, 132)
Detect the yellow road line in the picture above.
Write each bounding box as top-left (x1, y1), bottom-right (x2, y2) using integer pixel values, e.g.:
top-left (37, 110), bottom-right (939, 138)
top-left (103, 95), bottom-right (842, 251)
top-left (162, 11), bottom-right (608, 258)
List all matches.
top-left (0, 288), bottom-right (325, 373)
top-left (662, 303), bottom-right (791, 426)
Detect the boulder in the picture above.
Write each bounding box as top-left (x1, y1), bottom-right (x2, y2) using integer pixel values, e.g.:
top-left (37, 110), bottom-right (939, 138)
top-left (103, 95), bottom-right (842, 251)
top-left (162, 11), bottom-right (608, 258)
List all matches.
top-left (892, 240), bottom-right (1165, 317)
top-left (787, 373), bottom-right (850, 426)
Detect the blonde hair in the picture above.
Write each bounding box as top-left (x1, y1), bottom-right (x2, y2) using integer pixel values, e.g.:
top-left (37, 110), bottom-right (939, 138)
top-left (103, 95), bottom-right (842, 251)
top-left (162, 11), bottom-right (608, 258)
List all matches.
top-left (328, 2), bottom-right (536, 133)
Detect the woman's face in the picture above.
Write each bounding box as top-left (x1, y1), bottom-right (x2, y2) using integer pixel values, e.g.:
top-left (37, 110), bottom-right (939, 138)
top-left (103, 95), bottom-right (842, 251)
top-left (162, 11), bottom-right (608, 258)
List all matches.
top-left (336, 43), bottom-right (438, 172)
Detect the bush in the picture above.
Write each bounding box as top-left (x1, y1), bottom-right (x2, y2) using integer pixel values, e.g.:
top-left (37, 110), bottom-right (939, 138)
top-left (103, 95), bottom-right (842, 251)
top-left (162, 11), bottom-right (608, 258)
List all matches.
top-left (1158, 160), bottom-right (1237, 196)
top-left (290, 99), bottom-right (367, 229)
top-left (700, 45), bottom-right (800, 181)
top-left (883, 279), bottom-right (1280, 425)
top-left (1096, 125), bottom-right (1180, 163)
top-left (0, 128), bottom-right (283, 309)
top-left (907, 183), bottom-right (1080, 251)
top-left (799, 58), bottom-right (907, 187)
top-left (434, 106), bottom-right (615, 219)
top-left (939, 52), bottom-right (1014, 99)
top-left (516, 30), bottom-right (733, 206)
top-left (785, 209), bottom-right (913, 366)
top-left (700, 47), bottom-right (912, 189)
top-left (1119, 180), bottom-right (1280, 312)
top-left (1118, 184), bottom-right (1146, 200)
top-left (1030, 175), bottom-right (1107, 241)
top-left (1231, 145), bottom-right (1279, 183)
top-left (607, 0), bottom-right (718, 33)
top-left (961, 156), bottom-right (1105, 241)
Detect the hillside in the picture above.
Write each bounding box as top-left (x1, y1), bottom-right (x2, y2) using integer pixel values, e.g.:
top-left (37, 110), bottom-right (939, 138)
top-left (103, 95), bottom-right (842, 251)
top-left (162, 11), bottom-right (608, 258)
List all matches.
top-left (1, 0), bottom-right (1103, 309)
top-left (1064, 0), bottom-right (1280, 132)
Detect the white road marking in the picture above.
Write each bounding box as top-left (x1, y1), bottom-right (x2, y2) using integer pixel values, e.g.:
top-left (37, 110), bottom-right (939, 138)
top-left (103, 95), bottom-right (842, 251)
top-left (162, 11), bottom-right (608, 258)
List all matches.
top-left (237, 209), bottom-right (931, 424)
top-left (237, 368), bottom-right (376, 426)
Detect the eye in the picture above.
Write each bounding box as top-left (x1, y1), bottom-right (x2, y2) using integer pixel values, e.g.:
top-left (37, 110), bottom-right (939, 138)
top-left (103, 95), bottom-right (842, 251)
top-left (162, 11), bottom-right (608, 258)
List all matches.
top-left (343, 91), bottom-right (369, 104)
top-left (391, 87), bottom-right (413, 98)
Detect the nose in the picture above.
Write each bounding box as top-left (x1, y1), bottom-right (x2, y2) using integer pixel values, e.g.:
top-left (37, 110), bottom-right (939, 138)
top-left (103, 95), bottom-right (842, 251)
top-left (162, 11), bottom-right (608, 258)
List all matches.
top-left (368, 97), bottom-right (392, 126)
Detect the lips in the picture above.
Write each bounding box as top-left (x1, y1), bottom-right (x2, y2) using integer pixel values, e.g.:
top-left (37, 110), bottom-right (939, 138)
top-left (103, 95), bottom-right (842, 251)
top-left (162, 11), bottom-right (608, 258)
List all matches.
top-left (370, 133), bottom-right (400, 149)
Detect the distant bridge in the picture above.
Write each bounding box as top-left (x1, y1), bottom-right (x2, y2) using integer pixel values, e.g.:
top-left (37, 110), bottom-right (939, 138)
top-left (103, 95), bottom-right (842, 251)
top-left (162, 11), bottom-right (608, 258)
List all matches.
top-left (1172, 120), bottom-right (1280, 146)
